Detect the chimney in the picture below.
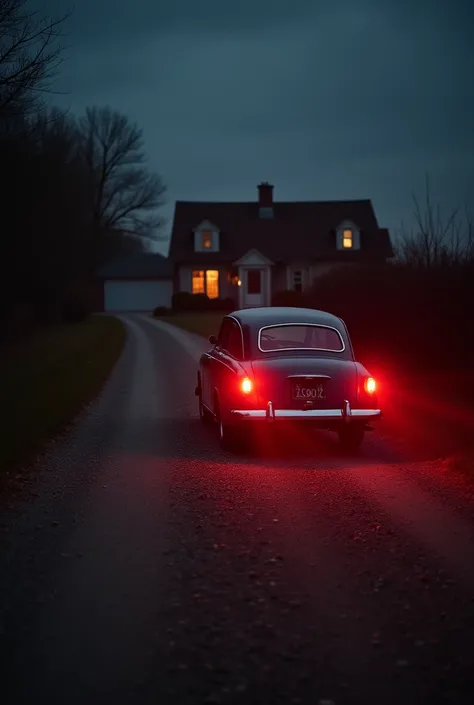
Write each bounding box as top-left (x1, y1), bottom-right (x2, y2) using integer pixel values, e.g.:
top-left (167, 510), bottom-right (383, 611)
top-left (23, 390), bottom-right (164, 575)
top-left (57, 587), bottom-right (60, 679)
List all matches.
top-left (258, 182), bottom-right (274, 218)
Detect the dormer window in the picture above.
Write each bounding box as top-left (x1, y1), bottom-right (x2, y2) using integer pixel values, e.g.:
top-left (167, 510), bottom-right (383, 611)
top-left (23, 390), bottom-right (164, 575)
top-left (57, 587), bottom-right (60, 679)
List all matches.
top-left (194, 221), bottom-right (220, 252)
top-left (202, 230), bottom-right (212, 249)
top-left (343, 229), bottom-right (353, 249)
top-left (336, 220), bottom-right (360, 251)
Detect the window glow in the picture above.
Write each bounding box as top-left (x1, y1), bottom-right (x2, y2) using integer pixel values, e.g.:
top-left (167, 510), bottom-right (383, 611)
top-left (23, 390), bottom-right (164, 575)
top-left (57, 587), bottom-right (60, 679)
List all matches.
top-left (202, 230), bottom-right (212, 248)
top-left (206, 270), bottom-right (219, 299)
top-left (192, 270), bottom-right (205, 294)
top-left (343, 229), bottom-right (353, 248)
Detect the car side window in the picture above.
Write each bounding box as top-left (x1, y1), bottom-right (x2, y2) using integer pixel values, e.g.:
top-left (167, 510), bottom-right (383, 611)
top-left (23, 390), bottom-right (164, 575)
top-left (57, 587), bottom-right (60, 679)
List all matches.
top-left (217, 319), bottom-right (232, 350)
top-left (226, 322), bottom-right (243, 359)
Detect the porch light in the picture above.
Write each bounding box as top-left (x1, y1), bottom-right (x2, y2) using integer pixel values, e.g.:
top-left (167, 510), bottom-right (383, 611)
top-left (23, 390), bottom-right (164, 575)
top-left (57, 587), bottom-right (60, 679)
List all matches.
top-left (237, 279), bottom-right (242, 286)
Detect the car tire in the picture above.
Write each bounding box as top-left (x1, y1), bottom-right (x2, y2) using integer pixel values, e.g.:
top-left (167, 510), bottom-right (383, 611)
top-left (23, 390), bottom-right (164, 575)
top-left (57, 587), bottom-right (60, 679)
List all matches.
top-left (218, 418), bottom-right (240, 451)
top-left (338, 424), bottom-right (365, 452)
top-left (215, 398), bottom-right (240, 452)
top-left (198, 393), bottom-right (212, 425)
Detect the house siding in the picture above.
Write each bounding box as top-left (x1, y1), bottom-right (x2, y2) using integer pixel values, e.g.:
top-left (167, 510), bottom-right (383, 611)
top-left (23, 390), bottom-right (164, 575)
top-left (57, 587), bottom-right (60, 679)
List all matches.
top-left (310, 263), bottom-right (357, 288)
top-left (271, 264), bottom-right (288, 296)
top-left (271, 262), bottom-right (356, 297)
top-left (310, 263), bottom-right (339, 285)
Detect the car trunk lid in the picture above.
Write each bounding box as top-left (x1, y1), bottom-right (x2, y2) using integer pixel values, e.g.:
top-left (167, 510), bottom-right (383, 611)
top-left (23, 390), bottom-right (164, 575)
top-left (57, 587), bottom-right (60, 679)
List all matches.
top-left (251, 356), bottom-right (358, 409)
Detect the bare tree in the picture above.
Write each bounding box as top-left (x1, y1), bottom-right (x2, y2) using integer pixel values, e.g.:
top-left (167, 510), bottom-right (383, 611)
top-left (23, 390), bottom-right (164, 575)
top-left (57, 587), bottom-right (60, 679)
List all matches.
top-left (396, 175), bottom-right (474, 269)
top-left (77, 106), bottom-right (167, 250)
top-left (0, 0), bottom-right (70, 122)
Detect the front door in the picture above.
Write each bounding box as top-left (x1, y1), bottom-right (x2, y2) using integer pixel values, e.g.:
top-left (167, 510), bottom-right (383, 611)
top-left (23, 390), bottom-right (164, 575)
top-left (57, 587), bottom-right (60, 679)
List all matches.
top-left (243, 268), bottom-right (265, 307)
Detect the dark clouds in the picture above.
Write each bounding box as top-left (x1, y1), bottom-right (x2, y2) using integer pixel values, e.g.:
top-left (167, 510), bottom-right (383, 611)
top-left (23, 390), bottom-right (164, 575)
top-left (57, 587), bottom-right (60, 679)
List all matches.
top-left (43, 0), bottom-right (320, 42)
top-left (34, 0), bottom-right (474, 253)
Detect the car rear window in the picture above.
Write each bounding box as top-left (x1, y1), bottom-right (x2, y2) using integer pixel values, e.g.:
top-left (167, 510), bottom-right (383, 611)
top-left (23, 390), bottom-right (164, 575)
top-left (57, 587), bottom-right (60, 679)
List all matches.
top-left (258, 324), bottom-right (344, 352)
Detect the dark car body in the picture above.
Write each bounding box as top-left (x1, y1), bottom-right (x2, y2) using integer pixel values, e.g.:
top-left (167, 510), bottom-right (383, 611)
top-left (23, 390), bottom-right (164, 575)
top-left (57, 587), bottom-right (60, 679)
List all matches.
top-left (195, 307), bottom-right (382, 450)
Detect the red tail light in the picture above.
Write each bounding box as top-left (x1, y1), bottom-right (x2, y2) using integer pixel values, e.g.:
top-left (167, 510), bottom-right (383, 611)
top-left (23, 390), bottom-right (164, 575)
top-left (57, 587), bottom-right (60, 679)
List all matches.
top-left (364, 377), bottom-right (377, 394)
top-left (240, 377), bottom-right (253, 394)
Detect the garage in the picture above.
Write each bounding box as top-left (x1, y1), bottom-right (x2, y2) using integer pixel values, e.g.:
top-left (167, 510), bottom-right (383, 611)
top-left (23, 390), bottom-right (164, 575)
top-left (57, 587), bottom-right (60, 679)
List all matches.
top-left (104, 280), bottom-right (172, 312)
top-left (98, 253), bottom-right (173, 312)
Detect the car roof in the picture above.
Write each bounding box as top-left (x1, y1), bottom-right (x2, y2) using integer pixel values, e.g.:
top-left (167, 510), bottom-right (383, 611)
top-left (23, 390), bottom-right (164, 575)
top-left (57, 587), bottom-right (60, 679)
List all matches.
top-left (229, 307), bottom-right (344, 330)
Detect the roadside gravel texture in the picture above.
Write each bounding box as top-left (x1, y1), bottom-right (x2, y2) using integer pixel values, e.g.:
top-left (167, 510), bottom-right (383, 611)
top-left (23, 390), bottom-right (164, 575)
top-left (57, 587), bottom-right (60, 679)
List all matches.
top-left (1, 314), bottom-right (474, 705)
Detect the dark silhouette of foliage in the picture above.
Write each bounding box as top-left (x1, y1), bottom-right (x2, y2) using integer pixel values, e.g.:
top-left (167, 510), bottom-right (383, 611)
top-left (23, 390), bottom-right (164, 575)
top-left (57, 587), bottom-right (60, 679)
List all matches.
top-left (309, 186), bottom-right (474, 374)
top-left (0, 104), bottom-right (167, 334)
top-left (0, 0), bottom-right (70, 123)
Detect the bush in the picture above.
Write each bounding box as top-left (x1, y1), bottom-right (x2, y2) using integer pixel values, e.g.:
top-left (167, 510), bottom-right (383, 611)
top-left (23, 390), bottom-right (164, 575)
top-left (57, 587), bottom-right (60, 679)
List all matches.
top-left (152, 305), bottom-right (171, 317)
top-left (307, 261), bottom-right (474, 372)
top-left (172, 291), bottom-right (209, 311)
top-left (271, 290), bottom-right (308, 307)
top-left (172, 291), bottom-right (235, 312)
top-left (208, 296), bottom-right (235, 311)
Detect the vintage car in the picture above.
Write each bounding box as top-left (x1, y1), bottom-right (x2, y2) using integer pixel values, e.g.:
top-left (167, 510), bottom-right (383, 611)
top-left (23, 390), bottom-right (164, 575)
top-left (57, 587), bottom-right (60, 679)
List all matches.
top-left (195, 307), bottom-right (381, 451)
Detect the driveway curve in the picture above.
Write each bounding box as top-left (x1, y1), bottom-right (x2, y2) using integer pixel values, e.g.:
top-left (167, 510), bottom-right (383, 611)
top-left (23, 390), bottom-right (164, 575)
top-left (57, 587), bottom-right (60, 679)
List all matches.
top-left (1, 314), bottom-right (474, 705)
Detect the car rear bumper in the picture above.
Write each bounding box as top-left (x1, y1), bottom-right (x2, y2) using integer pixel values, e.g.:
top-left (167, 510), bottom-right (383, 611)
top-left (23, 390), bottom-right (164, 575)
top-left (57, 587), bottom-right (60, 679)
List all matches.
top-left (230, 400), bottom-right (382, 423)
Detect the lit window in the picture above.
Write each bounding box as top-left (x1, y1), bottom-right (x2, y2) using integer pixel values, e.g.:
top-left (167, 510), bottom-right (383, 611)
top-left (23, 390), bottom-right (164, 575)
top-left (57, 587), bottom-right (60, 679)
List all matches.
top-left (192, 270), bottom-right (205, 294)
top-left (206, 270), bottom-right (219, 299)
top-left (343, 229), bottom-right (353, 248)
top-left (202, 231), bottom-right (212, 249)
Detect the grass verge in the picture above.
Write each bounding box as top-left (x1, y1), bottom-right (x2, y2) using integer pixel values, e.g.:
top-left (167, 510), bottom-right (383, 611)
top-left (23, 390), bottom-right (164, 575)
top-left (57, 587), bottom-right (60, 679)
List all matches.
top-left (0, 315), bottom-right (125, 490)
top-left (155, 312), bottom-right (223, 339)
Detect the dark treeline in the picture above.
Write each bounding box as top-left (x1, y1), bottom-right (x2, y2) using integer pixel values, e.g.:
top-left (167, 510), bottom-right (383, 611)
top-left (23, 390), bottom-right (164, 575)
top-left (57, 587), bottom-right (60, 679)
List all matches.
top-left (0, 1), bottom-right (166, 337)
top-left (276, 185), bottom-right (474, 374)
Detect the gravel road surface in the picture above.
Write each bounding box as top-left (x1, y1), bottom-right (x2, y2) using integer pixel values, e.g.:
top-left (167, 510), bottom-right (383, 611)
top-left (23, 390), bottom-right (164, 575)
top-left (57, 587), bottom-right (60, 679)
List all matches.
top-left (1, 313), bottom-right (474, 705)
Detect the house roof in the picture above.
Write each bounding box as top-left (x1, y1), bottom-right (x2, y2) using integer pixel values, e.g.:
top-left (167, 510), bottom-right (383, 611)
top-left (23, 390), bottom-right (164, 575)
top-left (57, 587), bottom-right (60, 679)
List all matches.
top-left (169, 198), bottom-right (393, 264)
top-left (97, 253), bottom-right (172, 279)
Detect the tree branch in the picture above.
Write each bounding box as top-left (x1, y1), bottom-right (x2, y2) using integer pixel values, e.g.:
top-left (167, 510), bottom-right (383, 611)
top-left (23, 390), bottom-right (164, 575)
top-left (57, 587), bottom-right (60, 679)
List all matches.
top-left (0, 0), bottom-right (71, 119)
top-left (77, 105), bottom-right (166, 242)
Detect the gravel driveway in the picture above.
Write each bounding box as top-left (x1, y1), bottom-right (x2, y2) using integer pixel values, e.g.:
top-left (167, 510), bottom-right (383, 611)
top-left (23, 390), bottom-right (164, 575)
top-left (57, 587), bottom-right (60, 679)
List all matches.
top-left (2, 313), bottom-right (474, 705)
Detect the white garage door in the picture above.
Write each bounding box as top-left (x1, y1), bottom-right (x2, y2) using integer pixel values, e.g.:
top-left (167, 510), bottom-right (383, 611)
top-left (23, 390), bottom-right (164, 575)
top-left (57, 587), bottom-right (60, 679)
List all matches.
top-left (104, 280), bottom-right (172, 312)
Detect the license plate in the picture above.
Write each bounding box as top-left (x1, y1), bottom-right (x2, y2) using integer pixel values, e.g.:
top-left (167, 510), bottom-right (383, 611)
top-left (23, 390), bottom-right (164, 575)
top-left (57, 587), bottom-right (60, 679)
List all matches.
top-left (292, 381), bottom-right (326, 401)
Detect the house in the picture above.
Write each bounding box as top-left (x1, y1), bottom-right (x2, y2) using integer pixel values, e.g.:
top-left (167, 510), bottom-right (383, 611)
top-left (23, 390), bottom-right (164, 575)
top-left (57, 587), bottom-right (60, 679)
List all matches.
top-left (168, 182), bottom-right (393, 308)
top-left (97, 252), bottom-right (173, 312)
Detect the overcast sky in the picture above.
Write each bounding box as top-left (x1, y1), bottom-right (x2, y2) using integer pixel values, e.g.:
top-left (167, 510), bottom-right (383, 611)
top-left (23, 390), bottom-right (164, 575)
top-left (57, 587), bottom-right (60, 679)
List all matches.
top-left (37, 0), bottom-right (473, 254)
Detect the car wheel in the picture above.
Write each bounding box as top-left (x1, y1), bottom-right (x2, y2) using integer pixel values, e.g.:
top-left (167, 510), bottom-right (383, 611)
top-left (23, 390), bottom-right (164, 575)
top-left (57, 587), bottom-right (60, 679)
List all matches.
top-left (198, 393), bottom-right (212, 425)
top-left (219, 418), bottom-right (242, 452)
top-left (215, 399), bottom-right (240, 451)
top-left (338, 424), bottom-right (365, 452)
